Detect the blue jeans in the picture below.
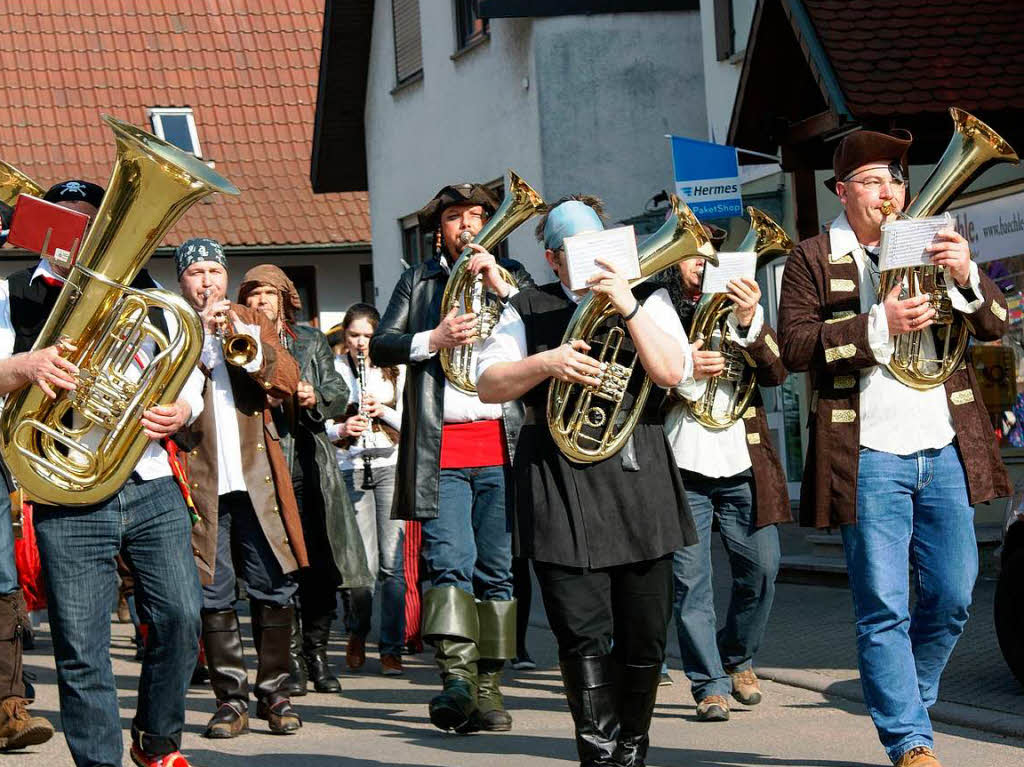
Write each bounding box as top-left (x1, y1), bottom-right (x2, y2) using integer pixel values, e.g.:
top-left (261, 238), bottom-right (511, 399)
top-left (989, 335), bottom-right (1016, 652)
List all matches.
top-left (672, 470), bottom-right (780, 701)
top-left (0, 484), bottom-right (18, 595)
top-left (343, 464), bottom-right (406, 656)
top-left (34, 476), bottom-right (201, 766)
top-left (843, 444), bottom-right (977, 763)
top-left (420, 466), bottom-right (513, 601)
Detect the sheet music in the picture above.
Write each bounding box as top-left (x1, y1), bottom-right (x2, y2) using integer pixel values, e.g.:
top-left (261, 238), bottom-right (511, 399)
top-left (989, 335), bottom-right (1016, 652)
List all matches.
top-left (878, 213), bottom-right (953, 271)
top-left (564, 225), bottom-right (640, 291)
top-left (699, 252), bottom-right (757, 294)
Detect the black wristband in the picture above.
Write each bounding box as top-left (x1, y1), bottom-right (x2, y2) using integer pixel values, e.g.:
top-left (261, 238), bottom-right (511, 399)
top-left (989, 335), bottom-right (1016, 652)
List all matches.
top-left (622, 300), bottom-right (641, 322)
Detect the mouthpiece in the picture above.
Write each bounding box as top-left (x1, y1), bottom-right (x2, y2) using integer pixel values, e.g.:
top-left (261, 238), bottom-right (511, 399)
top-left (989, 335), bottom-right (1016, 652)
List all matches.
top-left (459, 231), bottom-right (474, 246)
top-left (880, 201), bottom-right (895, 216)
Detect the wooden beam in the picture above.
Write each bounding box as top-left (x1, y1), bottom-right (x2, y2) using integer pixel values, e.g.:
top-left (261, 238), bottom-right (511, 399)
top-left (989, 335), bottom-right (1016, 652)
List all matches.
top-left (785, 110), bottom-right (840, 145)
top-left (792, 166), bottom-right (820, 241)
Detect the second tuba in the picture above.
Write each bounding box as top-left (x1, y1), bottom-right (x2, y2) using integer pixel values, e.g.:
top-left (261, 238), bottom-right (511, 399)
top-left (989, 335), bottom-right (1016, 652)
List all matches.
top-left (688, 207), bottom-right (792, 429)
top-left (0, 115), bottom-right (239, 507)
top-left (439, 170), bottom-right (545, 394)
top-left (878, 107), bottom-right (1018, 389)
top-left (548, 195), bottom-right (717, 463)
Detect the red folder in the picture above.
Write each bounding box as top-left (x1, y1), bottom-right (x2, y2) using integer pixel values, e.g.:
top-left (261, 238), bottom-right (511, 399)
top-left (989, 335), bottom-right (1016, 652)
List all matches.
top-left (8, 194), bottom-right (89, 269)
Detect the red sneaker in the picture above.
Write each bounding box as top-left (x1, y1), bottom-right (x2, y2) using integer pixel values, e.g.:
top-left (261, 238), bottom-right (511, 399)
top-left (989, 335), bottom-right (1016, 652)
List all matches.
top-left (129, 744), bottom-right (192, 767)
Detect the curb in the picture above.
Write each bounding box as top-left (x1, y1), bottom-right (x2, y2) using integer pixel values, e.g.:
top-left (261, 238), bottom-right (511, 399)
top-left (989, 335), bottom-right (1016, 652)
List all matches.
top-left (757, 666), bottom-right (1024, 740)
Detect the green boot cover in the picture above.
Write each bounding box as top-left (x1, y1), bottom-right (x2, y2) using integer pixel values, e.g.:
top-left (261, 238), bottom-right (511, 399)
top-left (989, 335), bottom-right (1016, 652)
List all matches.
top-left (477, 598), bottom-right (516, 661)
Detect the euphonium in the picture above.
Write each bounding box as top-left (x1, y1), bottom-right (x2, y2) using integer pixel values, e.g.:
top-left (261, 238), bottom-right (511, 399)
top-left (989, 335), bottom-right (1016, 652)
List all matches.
top-left (439, 170), bottom-right (545, 393)
top-left (877, 107), bottom-right (1018, 390)
top-left (0, 160), bottom-right (45, 207)
top-left (548, 195), bottom-right (717, 463)
top-left (0, 115), bottom-right (239, 506)
top-left (688, 207), bottom-right (793, 429)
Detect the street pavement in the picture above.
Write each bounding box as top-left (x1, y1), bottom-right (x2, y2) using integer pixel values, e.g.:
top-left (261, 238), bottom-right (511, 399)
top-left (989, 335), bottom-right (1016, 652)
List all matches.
top-left (7, 532), bottom-right (1024, 766)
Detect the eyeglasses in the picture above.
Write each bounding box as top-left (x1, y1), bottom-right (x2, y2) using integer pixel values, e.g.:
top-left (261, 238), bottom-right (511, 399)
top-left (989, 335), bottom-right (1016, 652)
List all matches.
top-left (842, 177), bottom-right (906, 193)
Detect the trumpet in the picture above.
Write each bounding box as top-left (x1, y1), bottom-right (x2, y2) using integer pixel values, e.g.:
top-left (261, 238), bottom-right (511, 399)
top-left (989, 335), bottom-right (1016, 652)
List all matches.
top-left (356, 350), bottom-right (374, 489)
top-left (202, 288), bottom-right (259, 367)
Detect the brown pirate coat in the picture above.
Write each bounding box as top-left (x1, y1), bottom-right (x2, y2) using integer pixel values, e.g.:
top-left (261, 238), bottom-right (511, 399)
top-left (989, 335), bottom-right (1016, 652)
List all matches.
top-left (778, 231), bottom-right (1011, 529)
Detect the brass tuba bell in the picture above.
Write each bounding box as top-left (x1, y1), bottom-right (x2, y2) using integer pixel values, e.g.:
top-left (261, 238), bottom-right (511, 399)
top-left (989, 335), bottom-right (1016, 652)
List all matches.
top-left (0, 160), bottom-right (45, 207)
top-left (688, 208), bottom-right (792, 429)
top-left (877, 107), bottom-right (1018, 390)
top-left (548, 195), bottom-right (717, 463)
top-left (0, 115), bottom-right (239, 506)
top-left (439, 170), bottom-right (545, 394)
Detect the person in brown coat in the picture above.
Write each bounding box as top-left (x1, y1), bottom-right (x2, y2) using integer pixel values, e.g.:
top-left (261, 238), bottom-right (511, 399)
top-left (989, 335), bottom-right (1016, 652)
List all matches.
top-left (662, 223), bottom-right (790, 723)
top-left (175, 238), bottom-right (308, 740)
top-left (778, 129), bottom-right (1011, 767)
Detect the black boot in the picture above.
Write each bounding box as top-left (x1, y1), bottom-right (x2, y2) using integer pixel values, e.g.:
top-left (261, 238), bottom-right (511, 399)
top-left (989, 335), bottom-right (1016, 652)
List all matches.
top-left (611, 664), bottom-right (660, 767)
top-left (302, 611), bottom-right (341, 694)
top-left (254, 603), bottom-right (302, 734)
top-left (424, 586), bottom-right (480, 734)
top-left (287, 610), bottom-right (308, 697)
top-left (560, 655), bottom-right (621, 767)
top-left (201, 609), bottom-right (250, 739)
top-left (474, 599), bottom-right (517, 732)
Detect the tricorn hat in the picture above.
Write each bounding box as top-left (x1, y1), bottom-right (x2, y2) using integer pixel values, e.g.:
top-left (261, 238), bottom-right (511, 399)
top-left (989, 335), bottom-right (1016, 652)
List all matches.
top-left (825, 128), bottom-right (913, 194)
top-left (416, 183), bottom-right (500, 231)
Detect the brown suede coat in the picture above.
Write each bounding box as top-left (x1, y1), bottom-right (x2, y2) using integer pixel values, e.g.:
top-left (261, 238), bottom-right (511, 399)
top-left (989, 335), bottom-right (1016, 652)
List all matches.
top-left (180, 303), bottom-right (308, 585)
top-left (778, 231), bottom-right (1012, 529)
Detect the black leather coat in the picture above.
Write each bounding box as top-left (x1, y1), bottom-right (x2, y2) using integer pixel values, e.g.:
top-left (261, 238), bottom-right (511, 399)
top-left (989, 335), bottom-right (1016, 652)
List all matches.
top-left (273, 324), bottom-right (372, 588)
top-left (370, 257), bottom-right (534, 521)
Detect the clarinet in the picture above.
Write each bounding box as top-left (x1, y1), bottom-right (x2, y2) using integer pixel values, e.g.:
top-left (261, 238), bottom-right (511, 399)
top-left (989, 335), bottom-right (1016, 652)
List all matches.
top-left (356, 350), bottom-right (375, 489)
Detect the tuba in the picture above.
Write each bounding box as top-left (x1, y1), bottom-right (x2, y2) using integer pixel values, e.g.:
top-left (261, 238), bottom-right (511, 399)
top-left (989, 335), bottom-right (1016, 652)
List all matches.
top-left (439, 170), bottom-right (545, 393)
top-left (0, 115), bottom-right (239, 506)
top-left (0, 160), bottom-right (45, 207)
top-left (688, 207), bottom-right (792, 429)
top-left (548, 195), bottom-right (717, 463)
top-left (877, 107), bottom-right (1018, 390)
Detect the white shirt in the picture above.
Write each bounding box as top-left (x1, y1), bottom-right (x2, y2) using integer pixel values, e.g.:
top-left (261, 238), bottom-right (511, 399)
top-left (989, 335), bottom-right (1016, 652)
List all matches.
top-left (664, 304), bottom-right (765, 477)
top-left (828, 212), bottom-right (984, 455)
top-left (326, 355), bottom-right (405, 471)
top-left (200, 328), bottom-right (264, 495)
top-left (0, 265), bottom-right (205, 483)
top-left (476, 283), bottom-right (691, 401)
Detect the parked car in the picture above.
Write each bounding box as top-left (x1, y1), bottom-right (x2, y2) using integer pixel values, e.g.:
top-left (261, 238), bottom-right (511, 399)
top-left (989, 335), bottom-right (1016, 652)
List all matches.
top-left (995, 484), bottom-right (1024, 688)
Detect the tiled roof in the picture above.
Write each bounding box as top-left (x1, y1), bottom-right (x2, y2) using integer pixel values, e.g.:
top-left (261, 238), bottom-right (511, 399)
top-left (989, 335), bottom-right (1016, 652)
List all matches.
top-left (800, 0), bottom-right (1024, 118)
top-left (0, 2), bottom-right (369, 248)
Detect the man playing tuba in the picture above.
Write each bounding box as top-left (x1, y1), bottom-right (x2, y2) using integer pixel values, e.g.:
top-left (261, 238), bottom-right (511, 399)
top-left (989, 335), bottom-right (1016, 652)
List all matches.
top-left (662, 223), bottom-right (790, 722)
top-left (476, 196), bottom-right (697, 767)
top-left (778, 129), bottom-right (1011, 767)
top-left (370, 183), bottom-right (533, 734)
top-left (0, 180), bottom-right (207, 767)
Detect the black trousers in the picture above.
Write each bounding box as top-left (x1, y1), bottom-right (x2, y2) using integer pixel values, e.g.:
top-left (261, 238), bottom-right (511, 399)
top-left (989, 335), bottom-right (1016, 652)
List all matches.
top-left (533, 555), bottom-right (673, 666)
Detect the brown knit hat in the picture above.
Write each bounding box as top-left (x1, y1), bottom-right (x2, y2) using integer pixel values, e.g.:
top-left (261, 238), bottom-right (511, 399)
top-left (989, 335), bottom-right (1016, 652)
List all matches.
top-left (238, 264), bottom-right (301, 321)
top-left (825, 128), bottom-right (912, 194)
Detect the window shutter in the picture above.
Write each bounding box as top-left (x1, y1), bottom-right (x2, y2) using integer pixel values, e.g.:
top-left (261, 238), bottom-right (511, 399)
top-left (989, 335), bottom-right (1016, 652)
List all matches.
top-left (392, 0), bottom-right (423, 83)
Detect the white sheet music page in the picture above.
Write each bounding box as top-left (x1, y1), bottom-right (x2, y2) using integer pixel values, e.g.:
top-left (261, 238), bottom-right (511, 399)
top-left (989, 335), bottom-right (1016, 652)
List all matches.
top-left (878, 213), bottom-right (953, 271)
top-left (564, 225), bottom-right (640, 291)
top-left (700, 252), bottom-right (757, 294)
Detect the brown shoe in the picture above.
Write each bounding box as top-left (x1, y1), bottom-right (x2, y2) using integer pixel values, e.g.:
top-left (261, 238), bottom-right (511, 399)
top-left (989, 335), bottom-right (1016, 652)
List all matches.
top-left (380, 654), bottom-right (404, 676)
top-left (0, 697), bottom-right (54, 750)
top-left (257, 695), bottom-right (301, 734)
top-left (346, 634), bottom-right (366, 671)
top-left (695, 695), bottom-right (730, 722)
top-left (729, 668), bottom-right (762, 706)
top-left (895, 746), bottom-right (942, 767)
top-left (204, 700), bottom-right (249, 739)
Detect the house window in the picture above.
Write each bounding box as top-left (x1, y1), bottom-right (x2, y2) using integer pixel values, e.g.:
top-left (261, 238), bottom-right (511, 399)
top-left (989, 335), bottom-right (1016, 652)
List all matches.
top-left (148, 108), bottom-right (202, 156)
top-left (280, 265), bottom-right (318, 326)
top-left (401, 214), bottom-right (434, 269)
top-left (454, 0), bottom-right (488, 52)
top-left (713, 0), bottom-right (755, 61)
top-left (392, 0), bottom-right (423, 85)
top-left (359, 263), bottom-right (375, 304)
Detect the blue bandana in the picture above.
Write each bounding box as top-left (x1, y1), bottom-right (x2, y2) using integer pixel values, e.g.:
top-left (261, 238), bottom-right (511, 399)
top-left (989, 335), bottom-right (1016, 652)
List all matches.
top-left (174, 237), bottom-right (226, 279)
top-left (543, 200), bottom-right (604, 250)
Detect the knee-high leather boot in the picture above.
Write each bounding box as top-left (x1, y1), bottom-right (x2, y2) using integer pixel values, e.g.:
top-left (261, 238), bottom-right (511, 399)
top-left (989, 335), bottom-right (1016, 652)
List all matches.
top-left (254, 602), bottom-right (302, 734)
top-left (201, 609), bottom-right (250, 739)
top-left (612, 664), bottom-right (661, 767)
top-left (475, 598), bottom-right (516, 732)
top-left (560, 655), bottom-right (621, 767)
top-left (423, 585), bottom-right (480, 734)
top-left (302, 610), bottom-right (341, 693)
top-left (287, 609), bottom-right (308, 697)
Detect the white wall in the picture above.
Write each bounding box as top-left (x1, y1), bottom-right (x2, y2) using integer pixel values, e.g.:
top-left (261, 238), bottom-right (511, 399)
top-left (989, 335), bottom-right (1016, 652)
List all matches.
top-left (365, 5), bottom-right (544, 307)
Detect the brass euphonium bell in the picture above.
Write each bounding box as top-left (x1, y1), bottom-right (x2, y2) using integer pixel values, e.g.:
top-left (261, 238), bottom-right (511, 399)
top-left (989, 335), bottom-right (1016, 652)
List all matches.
top-left (688, 208), bottom-right (793, 429)
top-left (439, 170), bottom-right (545, 394)
top-left (548, 195), bottom-right (718, 463)
top-left (877, 107), bottom-right (1018, 390)
top-left (0, 160), bottom-right (45, 207)
top-left (0, 115), bottom-right (239, 506)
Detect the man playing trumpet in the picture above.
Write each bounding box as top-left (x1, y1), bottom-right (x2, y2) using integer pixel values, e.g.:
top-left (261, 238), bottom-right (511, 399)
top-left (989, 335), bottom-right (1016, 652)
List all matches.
top-left (778, 129), bottom-right (1010, 767)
